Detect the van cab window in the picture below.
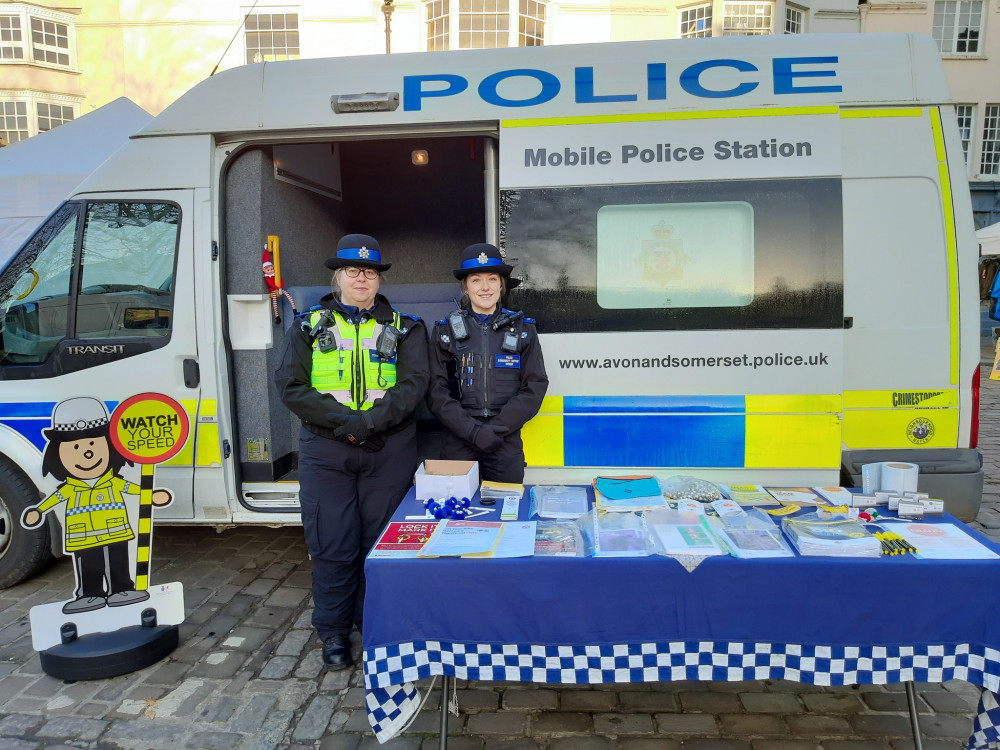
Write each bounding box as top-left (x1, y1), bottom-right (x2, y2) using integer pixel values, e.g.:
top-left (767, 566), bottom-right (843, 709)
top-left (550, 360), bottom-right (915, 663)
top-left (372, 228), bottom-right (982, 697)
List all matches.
top-left (0, 201), bottom-right (180, 377)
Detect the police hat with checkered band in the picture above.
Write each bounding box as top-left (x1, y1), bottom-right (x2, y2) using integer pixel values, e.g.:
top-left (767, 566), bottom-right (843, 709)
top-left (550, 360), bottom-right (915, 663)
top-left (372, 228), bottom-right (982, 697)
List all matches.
top-left (324, 233), bottom-right (391, 272)
top-left (44, 397), bottom-right (111, 441)
top-left (453, 243), bottom-right (521, 289)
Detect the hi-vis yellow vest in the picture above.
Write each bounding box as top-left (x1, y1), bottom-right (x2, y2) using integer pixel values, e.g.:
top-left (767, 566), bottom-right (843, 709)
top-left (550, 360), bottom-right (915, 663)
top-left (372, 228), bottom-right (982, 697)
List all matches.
top-left (310, 309), bottom-right (401, 410)
top-left (38, 470), bottom-right (137, 552)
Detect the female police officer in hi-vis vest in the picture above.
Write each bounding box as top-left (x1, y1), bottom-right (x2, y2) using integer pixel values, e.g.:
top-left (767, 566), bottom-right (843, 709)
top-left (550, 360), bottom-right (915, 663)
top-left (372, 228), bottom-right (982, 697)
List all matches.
top-left (427, 243), bottom-right (548, 483)
top-left (275, 233), bottom-right (428, 671)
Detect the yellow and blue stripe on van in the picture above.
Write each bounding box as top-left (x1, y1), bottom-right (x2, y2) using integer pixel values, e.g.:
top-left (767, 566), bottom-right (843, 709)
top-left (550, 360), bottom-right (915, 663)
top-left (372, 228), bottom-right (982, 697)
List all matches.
top-left (522, 391), bottom-right (958, 468)
top-left (0, 399), bottom-right (221, 467)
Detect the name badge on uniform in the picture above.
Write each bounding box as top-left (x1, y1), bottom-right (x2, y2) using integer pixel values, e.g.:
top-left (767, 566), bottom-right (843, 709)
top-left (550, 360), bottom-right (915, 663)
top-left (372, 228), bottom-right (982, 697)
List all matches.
top-left (495, 353), bottom-right (520, 369)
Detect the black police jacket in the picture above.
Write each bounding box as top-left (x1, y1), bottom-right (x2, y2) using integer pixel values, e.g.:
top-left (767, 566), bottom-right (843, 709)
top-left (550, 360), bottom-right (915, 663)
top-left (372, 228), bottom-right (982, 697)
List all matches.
top-left (427, 307), bottom-right (548, 444)
top-left (275, 292), bottom-right (429, 441)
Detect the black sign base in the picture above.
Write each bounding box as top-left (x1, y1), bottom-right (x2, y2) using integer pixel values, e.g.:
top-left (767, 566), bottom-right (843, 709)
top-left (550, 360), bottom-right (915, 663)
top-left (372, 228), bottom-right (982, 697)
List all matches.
top-left (40, 609), bottom-right (178, 681)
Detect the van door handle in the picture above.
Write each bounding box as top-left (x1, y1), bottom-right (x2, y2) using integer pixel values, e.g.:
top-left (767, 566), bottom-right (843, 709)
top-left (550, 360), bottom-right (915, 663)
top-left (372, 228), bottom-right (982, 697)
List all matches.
top-left (183, 359), bottom-right (200, 388)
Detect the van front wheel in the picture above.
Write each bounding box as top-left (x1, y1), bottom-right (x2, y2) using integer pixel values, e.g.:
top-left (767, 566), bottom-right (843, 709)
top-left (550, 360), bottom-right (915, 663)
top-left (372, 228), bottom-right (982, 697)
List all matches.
top-left (0, 461), bottom-right (53, 589)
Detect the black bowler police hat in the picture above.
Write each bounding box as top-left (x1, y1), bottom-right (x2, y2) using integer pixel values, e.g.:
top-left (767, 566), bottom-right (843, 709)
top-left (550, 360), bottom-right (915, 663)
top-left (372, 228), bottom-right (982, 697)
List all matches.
top-left (453, 243), bottom-right (521, 289)
top-left (324, 233), bottom-right (391, 272)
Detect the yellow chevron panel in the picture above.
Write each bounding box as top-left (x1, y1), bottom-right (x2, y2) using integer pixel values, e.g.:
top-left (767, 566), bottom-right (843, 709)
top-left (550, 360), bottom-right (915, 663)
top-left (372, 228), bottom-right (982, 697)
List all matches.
top-left (746, 394), bottom-right (841, 413)
top-left (523, 396), bottom-right (564, 467)
top-left (842, 409), bottom-right (958, 449)
top-left (160, 398), bottom-right (198, 467)
top-left (745, 414), bottom-right (841, 469)
top-left (196, 423), bottom-right (222, 466)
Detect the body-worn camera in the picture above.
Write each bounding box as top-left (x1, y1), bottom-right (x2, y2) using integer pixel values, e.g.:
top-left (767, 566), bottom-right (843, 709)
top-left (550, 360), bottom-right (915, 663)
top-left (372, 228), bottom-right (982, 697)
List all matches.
top-left (376, 325), bottom-right (401, 360)
top-left (502, 331), bottom-right (519, 353)
top-left (449, 311), bottom-right (469, 341)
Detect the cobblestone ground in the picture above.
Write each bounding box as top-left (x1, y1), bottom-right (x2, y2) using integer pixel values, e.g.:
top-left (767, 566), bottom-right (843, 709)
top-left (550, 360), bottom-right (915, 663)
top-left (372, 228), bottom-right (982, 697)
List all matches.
top-left (1, 335), bottom-right (999, 750)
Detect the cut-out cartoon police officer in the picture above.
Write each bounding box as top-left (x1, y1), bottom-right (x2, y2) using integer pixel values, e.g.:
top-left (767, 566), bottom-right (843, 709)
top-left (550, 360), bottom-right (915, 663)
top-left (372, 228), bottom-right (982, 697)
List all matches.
top-left (20, 397), bottom-right (173, 615)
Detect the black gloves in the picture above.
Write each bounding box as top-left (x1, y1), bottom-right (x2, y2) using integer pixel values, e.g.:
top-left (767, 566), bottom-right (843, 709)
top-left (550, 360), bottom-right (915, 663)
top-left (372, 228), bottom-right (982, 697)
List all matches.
top-left (334, 415), bottom-right (371, 445)
top-left (470, 423), bottom-right (503, 452)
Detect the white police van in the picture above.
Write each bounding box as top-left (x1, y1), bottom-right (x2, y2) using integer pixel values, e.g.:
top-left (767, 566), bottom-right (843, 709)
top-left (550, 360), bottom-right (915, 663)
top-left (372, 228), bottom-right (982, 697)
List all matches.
top-left (0, 33), bottom-right (981, 586)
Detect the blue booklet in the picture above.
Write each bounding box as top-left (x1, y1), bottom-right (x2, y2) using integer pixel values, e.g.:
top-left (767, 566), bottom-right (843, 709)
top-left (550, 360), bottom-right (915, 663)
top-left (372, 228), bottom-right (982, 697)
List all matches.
top-left (594, 476), bottom-right (662, 500)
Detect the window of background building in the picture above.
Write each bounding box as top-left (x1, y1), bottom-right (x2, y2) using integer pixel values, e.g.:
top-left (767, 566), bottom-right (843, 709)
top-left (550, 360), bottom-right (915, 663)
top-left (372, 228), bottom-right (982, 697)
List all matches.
top-left (520, 0), bottom-right (545, 46)
top-left (245, 11), bottom-right (300, 63)
top-left (0, 15), bottom-right (24, 59)
top-left (30, 16), bottom-right (69, 66)
top-left (425, 0), bottom-right (547, 49)
top-left (36, 101), bottom-right (73, 132)
top-left (982, 105), bottom-right (1000, 176)
top-left (955, 104), bottom-right (974, 171)
top-left (460, 0), bottom-right (509, 48)
top-left (784, 5), bottom-right (804, 33)
top-left (0, 6), bottom-right (75, 68)
top-left (427, 0), bottom-right (449, 50)
top-left (933, 0), bottom-right (984, 54)
top-left (679, 4), bottom-right (713, 37)
top-left (724, 1), bottom-right (773, 35)
top-left (0, 101), bottom-right (28, 145)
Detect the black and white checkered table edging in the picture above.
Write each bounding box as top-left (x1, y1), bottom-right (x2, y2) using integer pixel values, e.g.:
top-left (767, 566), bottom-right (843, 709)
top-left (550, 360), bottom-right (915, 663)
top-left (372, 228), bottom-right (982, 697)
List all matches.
top-left (363, 640), bottom-right (1000, 747)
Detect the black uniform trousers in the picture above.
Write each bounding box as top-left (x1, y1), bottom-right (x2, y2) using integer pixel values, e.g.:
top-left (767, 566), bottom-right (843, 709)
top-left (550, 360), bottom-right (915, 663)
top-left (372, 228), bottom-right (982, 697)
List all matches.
top-left (73, 541), bottom-right (134, 598)
top-left (297, 422), bottom-right (417, 639)
top-left (440, 428), bottom-right (526, 484)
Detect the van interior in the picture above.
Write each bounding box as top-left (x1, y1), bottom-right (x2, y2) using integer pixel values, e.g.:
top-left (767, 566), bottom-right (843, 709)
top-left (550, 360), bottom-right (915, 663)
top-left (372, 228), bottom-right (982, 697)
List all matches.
top-left (222, 135), bottom-right (492, 491)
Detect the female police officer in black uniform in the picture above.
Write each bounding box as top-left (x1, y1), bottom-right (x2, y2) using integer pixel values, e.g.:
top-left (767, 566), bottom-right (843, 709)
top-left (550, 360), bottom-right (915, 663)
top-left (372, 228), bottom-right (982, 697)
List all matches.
top-left (275, 234), bottom-right (428, 670)
top-left (427, 243), bottom-right (547, 483)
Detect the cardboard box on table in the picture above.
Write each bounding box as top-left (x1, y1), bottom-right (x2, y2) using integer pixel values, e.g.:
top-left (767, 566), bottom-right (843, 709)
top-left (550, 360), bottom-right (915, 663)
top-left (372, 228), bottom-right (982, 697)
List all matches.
top-left (415, 460), bottom-right (480, 501)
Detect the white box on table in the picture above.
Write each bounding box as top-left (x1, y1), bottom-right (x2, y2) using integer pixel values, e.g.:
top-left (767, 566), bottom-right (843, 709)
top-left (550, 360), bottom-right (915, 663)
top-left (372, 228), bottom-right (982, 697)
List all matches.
top-left (414, 460), bottom-right (480, 501)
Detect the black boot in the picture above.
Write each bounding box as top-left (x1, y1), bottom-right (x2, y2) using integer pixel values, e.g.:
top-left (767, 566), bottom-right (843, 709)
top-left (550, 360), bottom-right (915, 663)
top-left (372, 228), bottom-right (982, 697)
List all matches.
top-left (322, 634), bottom-right (353, 671)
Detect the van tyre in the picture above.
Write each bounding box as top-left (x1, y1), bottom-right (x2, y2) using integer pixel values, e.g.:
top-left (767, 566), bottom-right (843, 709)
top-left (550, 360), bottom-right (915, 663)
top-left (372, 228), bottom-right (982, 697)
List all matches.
top-left (0, 461), bottom-right (52, 589)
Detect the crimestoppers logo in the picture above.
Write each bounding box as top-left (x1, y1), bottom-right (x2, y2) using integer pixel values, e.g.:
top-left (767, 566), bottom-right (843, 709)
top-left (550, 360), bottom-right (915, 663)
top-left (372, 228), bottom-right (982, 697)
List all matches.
top-left (906, 417), bottom-right (935, 445)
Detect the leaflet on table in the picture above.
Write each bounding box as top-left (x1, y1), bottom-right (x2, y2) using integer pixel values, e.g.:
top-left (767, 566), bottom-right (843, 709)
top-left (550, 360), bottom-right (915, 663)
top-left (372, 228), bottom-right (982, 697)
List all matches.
top-left (718, 484), bottom-right (780, 507)
top-left (535, 520), bottom-right (586, 557)
top-left (765, 487), bottom-right (828, 506)
top-left (812, 486), bottom-right (855, 504)
top-left (593, 475), bottom-right (668, 512)
top-left (581, 508), bottom-right (652, 557)
top-left (481, 480), bottom-right (525, 503)
top-left (417, 519), bottom-right (505, 557)
top-left (529, 485), bottom-right (590, 519)
top-left (465, 521), bottom-right (537, 558)
top-left (705, 507), bottom-right (794, 559)
top-left (884, 521), bottom-right (1000, 560)
top-left (781, 512), bottom-right (881, 557)
top-left (369, 521), bottom-right (440, 559)
top-left (644, 509), bottom-right (726, 557)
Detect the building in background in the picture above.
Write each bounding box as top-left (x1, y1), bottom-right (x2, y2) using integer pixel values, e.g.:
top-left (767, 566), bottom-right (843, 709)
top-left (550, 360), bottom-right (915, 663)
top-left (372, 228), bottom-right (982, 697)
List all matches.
top-left (1, 0), bottom-right (859, 139)
top-left (860, 0), bottom-right (1000, 226)
top-left (3, 0), bottom-right (994, 225)
top-left (0, 2), bottom-right (81, 146)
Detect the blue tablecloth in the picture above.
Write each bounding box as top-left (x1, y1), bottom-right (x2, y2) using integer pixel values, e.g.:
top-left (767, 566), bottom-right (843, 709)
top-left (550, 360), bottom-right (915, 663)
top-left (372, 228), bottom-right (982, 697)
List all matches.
top-left (363, 488), bottom-right (1000, 747)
